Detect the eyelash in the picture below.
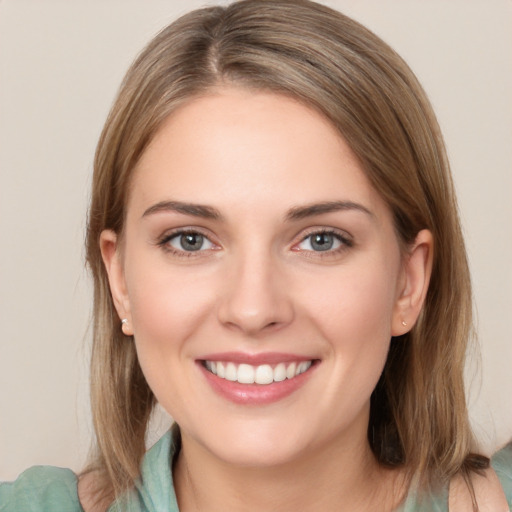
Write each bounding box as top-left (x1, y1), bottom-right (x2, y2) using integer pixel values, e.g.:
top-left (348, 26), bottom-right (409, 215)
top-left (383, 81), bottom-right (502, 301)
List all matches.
top-left (156, 228), bottom-right (353, 258)
top-left (157, 228), bottom-right (217, 258)
top-left (294, 229), bottom-right (353, 258)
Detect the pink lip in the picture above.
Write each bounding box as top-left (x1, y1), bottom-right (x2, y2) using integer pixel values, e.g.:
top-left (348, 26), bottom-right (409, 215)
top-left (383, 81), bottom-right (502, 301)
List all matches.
top-left (197, 355), bottom-right (318, 405)
top-left (199, 351), bottom-right (313, 365)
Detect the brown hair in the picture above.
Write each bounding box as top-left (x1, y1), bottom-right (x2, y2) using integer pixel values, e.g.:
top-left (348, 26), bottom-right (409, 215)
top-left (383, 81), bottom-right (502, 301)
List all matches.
top-left (85, 0), bottom-right (487, 504)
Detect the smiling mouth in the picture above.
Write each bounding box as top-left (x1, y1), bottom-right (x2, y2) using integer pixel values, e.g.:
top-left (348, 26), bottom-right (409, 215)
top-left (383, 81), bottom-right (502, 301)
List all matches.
top-left (202, 360), bottom-right (313, 385)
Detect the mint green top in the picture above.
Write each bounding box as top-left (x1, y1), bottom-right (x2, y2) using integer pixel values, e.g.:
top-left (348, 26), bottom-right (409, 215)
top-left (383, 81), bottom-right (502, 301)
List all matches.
top-left (1, 433), bottom-right (511, 511)
top-left (492, 442), bottom-right (512, 510)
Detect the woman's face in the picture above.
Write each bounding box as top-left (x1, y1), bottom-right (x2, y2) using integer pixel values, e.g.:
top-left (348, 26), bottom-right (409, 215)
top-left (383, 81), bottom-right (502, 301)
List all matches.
top-left (102, 87), bottom-right (430, 468)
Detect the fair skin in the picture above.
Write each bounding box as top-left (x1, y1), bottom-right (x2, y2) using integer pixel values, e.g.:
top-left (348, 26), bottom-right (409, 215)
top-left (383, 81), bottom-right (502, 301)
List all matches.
top-left (89, 88), bottom-right (505, 511)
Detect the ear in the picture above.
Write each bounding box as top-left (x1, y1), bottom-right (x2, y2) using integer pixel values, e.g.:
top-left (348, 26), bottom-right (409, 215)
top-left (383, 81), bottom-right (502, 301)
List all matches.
top-left (391, 229), bottom-right (433, 336)
top-left (100, 229), bottom-right (133, 336)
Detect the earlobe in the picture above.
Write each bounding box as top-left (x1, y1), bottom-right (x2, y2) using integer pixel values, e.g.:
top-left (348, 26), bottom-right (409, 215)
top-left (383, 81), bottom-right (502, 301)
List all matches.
top-left (391, 229), bottom-right (434, 336)
top-left (100, 230), bottom-right (133, 335)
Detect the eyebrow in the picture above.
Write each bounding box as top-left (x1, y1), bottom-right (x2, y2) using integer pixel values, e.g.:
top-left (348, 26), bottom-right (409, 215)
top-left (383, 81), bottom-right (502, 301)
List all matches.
top-left (285, 201), bottom-right (374, 221)
top-left (142, 201), bottom-right (223, 220)
top-left (141, 199), bottom-right (373, 222)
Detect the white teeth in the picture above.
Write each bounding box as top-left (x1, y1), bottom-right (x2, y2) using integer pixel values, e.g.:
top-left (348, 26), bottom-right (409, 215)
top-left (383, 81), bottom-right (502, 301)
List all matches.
top-left (297, 361), bottom-right (311, 375)
top-left (237, 363), bottom-right (255, 384)
top-left (255, 364), bottom-right (274, 385)
top-left (286, 362), bottom-right (296, 379)
top-left (216, 361), bottom-right (226, 378)
top-left (273, 363), bottom-right (287, 382)
top-left (225, 362), bottom-right (237, 381)
top-left (204, 360), bottom-right (313, 385)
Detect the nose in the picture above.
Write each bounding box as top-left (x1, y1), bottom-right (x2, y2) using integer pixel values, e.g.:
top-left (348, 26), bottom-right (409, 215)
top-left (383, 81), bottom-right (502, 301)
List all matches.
top-left (217, 248), bottom-right (294, 336)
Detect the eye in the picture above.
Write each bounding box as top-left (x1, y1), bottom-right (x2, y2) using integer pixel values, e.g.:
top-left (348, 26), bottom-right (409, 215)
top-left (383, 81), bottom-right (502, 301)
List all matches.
top-left (164, 231), bottom-right (215, 252)
top-left (295, 230), bottom-right (352, 253)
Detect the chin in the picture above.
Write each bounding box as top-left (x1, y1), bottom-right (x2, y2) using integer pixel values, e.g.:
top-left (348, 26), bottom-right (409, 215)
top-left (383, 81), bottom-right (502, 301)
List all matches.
top-left (214, 438), bottom-right (308, 469)
top-left (184, 414), bottom-right (320, 469)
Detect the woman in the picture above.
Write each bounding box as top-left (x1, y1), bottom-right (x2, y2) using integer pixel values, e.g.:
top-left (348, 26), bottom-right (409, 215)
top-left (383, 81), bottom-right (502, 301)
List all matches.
top-left (1, 1), bottom-right (510, 510)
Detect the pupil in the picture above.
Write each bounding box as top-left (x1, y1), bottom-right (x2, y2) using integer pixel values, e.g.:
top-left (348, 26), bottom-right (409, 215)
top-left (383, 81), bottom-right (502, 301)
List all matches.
top-left (181, 233), bottom-right (203, 251)
top-left (311, 233), bottom-right (333, 251)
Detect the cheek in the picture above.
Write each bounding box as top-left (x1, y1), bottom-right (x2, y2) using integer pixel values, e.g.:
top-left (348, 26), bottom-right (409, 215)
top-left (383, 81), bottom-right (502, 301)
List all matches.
top-left (122, 258), bottom-right (221, 413)
top-left (302, 257), bottom-right (399, 388)
top-left (124, 256), bottom-right (217, 357)
top-left (307, 261), bottom-right (398, 342)
top-left (325, 275), bottom-right (397, 416)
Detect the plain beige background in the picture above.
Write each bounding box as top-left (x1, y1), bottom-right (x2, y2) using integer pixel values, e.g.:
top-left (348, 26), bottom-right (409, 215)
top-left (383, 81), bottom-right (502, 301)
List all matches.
top-left (1, 0), bottom-right (511, 480)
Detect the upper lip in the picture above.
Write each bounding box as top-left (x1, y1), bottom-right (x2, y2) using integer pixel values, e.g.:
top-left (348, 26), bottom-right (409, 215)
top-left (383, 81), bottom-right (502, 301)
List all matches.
top-left (198, 352), bottom-right (316, 365)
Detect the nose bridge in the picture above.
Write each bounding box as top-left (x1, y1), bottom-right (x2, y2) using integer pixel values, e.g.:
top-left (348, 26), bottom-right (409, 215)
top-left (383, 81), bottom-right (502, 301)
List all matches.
top-left (217, 243), bottom-right (293, 335)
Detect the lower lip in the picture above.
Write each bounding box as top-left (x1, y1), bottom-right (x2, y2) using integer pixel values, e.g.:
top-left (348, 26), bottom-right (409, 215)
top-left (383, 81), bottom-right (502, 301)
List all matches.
top-left (198, 362), bottom-right (317, 405)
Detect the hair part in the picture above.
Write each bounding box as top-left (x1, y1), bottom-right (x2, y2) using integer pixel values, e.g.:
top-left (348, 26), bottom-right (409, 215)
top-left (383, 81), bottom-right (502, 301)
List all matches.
top-left (85, 0), bottom-right (487, 505)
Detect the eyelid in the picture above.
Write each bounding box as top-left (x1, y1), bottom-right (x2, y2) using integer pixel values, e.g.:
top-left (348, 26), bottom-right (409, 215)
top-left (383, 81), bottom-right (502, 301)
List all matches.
top-left (156, 227), bottom-right (220, 256)
top-left (154, 225), bottom-right (353, 258)
top-left (296, 226), bottom-right (353, 243)
top-left (291, 227), bottom-right (353, 255)
top-left (168, 232), bottom-right (215, 251)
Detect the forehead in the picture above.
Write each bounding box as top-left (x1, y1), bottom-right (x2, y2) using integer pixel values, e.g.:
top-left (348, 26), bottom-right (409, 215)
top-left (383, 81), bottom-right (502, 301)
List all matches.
top-left (129, 87), bottom-right (390, 222)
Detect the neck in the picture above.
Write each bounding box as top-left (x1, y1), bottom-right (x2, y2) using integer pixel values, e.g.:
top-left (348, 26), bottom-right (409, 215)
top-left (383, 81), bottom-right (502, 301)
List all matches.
top-left (173, 428), bottom-right (405, 512)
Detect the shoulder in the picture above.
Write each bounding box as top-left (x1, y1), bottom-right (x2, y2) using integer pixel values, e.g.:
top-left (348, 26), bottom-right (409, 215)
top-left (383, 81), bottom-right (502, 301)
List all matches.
top-left (491, 442), bottom-right (512, 509)
top-left (449, 466), bottom-right (509, 512)
top-left (0, 466), bottom-right (83, 512)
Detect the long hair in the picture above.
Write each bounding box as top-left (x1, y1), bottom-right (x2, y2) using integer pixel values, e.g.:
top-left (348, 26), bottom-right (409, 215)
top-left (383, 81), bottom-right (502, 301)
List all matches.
top-left (85, 0), bottom-right (487, 503)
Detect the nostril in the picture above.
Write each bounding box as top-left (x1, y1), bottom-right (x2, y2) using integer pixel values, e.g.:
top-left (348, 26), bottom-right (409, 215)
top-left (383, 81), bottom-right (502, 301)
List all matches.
top-left (216, 275), bottom-right (295, 334)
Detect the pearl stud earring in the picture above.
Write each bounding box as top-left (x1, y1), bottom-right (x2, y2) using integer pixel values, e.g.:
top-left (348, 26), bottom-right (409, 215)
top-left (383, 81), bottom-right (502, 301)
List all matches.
top-left (121, 318), bottom-right (131, 335)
